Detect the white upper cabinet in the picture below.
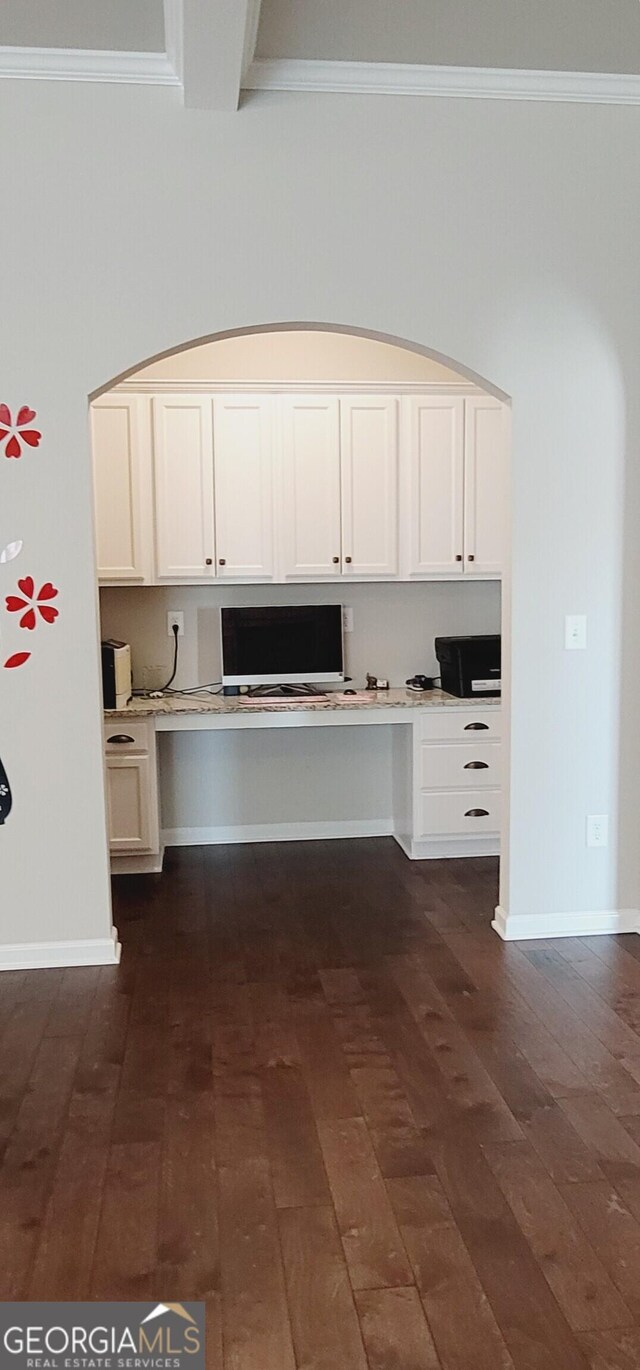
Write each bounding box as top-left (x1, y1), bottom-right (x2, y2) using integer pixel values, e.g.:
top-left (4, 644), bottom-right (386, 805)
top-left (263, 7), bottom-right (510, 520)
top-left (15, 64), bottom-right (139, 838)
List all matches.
top-left (213, 395), bottom-right (275, 579)
top-left (281, 396), bottom-right (342, 577)
top-left (153, 396), bottom-right (216, 579)
top-left (94, 385), bottom-right (508, 587)
top-left (340, 396), bottom-right (398, 576)
top-left (91, 395), bottom-right (152, 582)
top-left (405, 395), bottom-right (465, 576)
top-left (464, 396), bottom-right (509, 576)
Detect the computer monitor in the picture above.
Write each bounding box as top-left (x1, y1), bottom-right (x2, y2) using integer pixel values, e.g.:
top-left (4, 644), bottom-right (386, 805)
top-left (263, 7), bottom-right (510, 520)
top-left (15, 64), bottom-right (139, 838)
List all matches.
top-left (221, 604), bottom-right (344, 687)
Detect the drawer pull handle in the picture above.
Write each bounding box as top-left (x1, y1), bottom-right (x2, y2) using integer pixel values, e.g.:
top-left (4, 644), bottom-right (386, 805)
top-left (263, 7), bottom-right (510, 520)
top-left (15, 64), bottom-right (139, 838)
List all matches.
top-left (465, 807), bottom-right (490, 818)
top-left (107, 734), bottom-right (135, 744)
top-left (332, 556), bottom-right (340, 564)
top-left (464, 760), bottom-right (489, 769)
top-left (464, 722), bottom-right (489, 731)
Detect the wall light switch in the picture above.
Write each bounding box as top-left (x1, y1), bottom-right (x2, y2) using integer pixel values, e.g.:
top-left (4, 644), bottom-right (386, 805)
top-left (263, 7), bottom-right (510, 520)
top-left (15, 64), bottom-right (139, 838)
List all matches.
top-left (565, 614), bottom-right (587, 650)
top-left (343, 606), bottom-right (354, 633)
top-left (587, 814), bottom-right (608, 848)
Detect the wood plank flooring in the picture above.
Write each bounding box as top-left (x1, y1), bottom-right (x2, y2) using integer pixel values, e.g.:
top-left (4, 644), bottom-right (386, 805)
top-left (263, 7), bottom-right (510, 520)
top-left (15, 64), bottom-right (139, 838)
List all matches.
top-left (4, 840), bottom-right (640, 1367)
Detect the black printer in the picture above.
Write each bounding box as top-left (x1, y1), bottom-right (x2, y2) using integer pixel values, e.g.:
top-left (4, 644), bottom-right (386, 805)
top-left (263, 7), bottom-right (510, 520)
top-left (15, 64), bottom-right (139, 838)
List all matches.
top-left (435, 635), bottom-right (501, 698)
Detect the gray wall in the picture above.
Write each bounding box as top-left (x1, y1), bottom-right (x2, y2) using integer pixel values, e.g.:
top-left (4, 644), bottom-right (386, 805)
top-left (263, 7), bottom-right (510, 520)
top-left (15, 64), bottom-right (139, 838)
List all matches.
top-left (1, 77), bottom-right (639, 953)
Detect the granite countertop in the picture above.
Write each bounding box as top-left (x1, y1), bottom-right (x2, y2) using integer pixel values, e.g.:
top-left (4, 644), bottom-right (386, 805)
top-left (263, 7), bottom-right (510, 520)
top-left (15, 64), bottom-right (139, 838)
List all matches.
top-left (104, 687), bottom-right (501, 720)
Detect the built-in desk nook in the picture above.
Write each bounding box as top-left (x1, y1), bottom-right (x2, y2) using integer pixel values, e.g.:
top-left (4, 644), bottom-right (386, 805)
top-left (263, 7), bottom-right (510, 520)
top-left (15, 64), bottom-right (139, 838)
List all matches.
top-left (96, 330), bottom-right (506, 884)
top-left (104, 689), bottom-right (501, 874)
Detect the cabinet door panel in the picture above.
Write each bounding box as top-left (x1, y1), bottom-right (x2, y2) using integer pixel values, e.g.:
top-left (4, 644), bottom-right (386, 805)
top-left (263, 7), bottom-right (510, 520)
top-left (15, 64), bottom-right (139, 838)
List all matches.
top-left (464, 397), bottom-right (509, 576)
top-left (153, 396), bottom-right (215, 579)
top-left (91, 395), bottom-right (150, 582)
top-left (406, 396), bottom-right (464, 576)
top-left (282, 397), bottom-right (341, 577)
top-left (213, 396), bottom-right (274, 578)
top-left (106, 754), bottom-right (156, 853)
top-left (341, 397), bottom-right (398, 576)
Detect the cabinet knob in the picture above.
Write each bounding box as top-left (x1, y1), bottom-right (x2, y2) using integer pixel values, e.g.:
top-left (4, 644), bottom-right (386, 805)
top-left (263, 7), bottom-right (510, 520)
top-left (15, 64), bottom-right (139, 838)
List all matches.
top-left (107, 734), bottom-right (135, 745)
top-left (219, 558), bottom-right (226, 566)
top-left (205, 558), bottom-right (213, 566)
top-left (345, 556), bottom-right (352, 565)
top-left (468, 554), bottom-right (475, 562)
top-left (464, 722), bottom-right (489, 731)
top-left (332, 556), bottom-right (340, 564)
top-left (463, 760), bottom-right (489, 769)
top-left (464, 808), bottom-right (490, 818)
top-left (455, 554), bottom-right (463, 562)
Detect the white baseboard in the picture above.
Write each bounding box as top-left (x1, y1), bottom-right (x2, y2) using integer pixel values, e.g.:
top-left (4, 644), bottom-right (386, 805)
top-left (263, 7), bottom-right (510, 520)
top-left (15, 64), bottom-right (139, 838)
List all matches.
top-left (0, 927), bottom-right (121, 971)
top-left (164, 818), bottom-right (392, 847)
top-left (111, 845), bottom-right (165, 875)
top-left (492, 904), bottom-right (640, 941)
top-left (394, 832), bottom-right (499, 860)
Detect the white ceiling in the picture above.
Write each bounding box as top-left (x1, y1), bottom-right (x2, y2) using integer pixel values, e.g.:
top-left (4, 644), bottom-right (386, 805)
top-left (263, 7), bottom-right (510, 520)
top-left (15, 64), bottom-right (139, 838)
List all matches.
top-left (256, 0), bottom-right (640, 75)
top-left (0, 0), bottom-right (165, 53)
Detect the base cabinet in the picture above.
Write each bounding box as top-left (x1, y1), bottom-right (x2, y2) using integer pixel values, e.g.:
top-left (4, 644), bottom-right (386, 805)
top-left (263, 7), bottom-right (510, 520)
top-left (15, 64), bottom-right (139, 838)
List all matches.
top-left (103, 703), bottom-right (500, 871)
top-left (104, 720), bottom-right (162, 873)
top-left (396, 706), bottom-right (501, 857)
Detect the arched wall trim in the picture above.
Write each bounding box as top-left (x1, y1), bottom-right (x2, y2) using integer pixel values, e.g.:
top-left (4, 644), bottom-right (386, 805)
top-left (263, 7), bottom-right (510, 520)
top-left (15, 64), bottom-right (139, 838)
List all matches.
top-left (89, 321), bottom-right (512, 405)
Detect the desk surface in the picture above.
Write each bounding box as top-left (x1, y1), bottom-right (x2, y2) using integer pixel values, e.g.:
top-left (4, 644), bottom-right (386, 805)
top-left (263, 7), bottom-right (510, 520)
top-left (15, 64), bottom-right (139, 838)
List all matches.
top-left (105, 687), bottom-right (501, 721)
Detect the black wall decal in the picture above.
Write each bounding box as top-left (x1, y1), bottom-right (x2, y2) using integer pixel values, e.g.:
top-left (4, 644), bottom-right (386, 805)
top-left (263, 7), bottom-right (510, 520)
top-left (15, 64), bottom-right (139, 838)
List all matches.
top-left (0, 755), bottom-right (12, 824)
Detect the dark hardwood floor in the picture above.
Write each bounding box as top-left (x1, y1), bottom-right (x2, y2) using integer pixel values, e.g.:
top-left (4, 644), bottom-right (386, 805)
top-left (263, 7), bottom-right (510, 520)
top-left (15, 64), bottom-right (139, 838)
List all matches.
top-left (4, 840), bottom-right (640, 1368)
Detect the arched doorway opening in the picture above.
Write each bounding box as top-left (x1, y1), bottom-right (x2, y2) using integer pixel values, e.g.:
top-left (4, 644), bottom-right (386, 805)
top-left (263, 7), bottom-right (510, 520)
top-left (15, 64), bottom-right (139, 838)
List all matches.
top-left (92, 323), bottom-right (510, 936)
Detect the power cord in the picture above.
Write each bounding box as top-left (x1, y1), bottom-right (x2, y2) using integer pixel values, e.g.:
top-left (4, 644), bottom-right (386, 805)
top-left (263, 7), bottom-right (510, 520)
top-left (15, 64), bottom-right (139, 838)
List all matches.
top-left (160, 623), bottom-right (179, 692)
top-left (132, 628), bottom-right (223, 699)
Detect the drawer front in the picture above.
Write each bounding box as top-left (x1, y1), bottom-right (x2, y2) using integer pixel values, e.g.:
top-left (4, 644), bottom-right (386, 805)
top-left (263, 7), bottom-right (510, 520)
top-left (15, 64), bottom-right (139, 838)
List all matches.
top-left (417, 709), bottom-right (501, 743)
top-left (419, 742), bottom-right (501, 791)
top-left (416, 788), bottom-right (501, 838)
top-left (104, 719), bottom-right (154, 754)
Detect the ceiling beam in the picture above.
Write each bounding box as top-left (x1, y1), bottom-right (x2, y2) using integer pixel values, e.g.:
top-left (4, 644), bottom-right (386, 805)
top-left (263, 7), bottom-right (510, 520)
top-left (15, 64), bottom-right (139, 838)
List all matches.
top-left (165, 0), bottom-right (262, 110)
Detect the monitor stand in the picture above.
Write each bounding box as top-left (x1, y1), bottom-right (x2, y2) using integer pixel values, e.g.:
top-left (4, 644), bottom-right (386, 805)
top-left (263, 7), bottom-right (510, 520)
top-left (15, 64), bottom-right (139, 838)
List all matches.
top-left (247, 683), bottom-right (326, 699)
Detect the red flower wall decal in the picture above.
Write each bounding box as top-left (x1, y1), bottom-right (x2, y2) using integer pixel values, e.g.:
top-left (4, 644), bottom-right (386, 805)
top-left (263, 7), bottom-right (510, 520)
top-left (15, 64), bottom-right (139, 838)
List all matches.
top-left (6, 577), bottom-right (59, 630)
top-left (3, 652), bottom-right (31, 669)
top-left (0, 405), bottom-right (42, 459)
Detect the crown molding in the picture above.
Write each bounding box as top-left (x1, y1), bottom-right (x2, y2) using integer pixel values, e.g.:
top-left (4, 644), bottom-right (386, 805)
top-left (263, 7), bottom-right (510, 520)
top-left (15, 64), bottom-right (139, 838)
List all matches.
top-left (114, 379), bottom-right (480, 395)
top-left (0, 45), bottom-right (180, 86)
top-left (2, 45), bottom-right (638, 105)
top-left (244, 57), bottom-right (640, 106)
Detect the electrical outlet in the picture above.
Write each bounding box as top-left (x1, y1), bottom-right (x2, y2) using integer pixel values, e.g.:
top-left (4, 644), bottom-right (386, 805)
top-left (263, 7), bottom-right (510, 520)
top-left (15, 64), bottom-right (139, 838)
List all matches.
top-left (167, 611), bottom-right (184, 637)
top-left (343, 606), bottom-right (354, 633)
top-left (565, 614), bottom-right (587, 650)
top-left (586, 814), bottom-right (609, 848)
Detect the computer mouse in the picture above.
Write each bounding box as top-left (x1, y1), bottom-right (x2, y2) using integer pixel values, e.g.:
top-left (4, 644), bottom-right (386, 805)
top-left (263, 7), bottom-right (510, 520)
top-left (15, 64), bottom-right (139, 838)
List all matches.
top-left (344, 688), bottom-right (356, 695)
